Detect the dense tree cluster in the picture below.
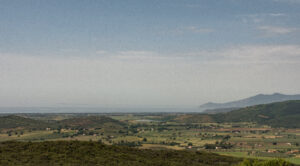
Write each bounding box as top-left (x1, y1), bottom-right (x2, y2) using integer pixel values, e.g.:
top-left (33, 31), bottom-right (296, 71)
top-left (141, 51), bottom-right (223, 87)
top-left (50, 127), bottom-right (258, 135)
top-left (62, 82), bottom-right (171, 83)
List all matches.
top-left (0, 141), bottom-right (242, 166)
top-left (237, 159), bottom-right (294, 166)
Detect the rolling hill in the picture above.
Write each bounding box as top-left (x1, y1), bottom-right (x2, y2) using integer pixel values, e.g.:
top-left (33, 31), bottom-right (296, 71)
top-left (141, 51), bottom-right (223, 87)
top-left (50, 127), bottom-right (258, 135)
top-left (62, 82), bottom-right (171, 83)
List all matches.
top-left (176, 100), bottom-right (300, 128)
top-left (59, 116), bottom-right (126, 129)
top-left (0, 115), bottom-right (126, 131)
top-left (213, 100), bottom-right (300, 128)
top-left (0, 115), bottom-right (53, 130)
top-left (199, 93), bottom-right (300, 113)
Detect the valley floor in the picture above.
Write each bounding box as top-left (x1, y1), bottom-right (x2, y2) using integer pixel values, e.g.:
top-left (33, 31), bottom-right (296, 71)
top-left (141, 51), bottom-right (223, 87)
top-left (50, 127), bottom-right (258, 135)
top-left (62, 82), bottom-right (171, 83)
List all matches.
top-left (1, 112), bottom-right (300, 165)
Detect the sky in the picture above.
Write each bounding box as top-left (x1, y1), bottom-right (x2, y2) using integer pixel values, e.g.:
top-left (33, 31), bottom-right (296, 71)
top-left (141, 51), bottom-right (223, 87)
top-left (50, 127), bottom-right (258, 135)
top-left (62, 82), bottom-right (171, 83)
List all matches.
top-left (0, 0), bottom-right (300, 108)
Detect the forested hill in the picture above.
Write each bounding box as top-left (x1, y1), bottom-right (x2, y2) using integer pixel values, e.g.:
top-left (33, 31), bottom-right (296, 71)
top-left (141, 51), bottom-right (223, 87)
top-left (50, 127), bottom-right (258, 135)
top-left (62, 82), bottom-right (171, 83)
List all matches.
top-left (0, 115), bottom-right (52, 130)
top-left (174, 100), bottom-right (300, 128)
top-left (59, 116), bottom-right (125, 129)
top-left (0, 115), bottom-right (125, 130)
top-left (213, 100), bottom-right (300, 128)
top-left (0, 141), bottom-right (242, 166)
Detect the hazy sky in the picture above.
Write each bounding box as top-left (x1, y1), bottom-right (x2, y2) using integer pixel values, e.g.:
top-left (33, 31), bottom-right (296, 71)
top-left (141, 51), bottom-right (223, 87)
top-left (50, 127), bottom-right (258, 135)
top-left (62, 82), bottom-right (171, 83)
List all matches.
top-left (0, 0), bottom-right (300, 107)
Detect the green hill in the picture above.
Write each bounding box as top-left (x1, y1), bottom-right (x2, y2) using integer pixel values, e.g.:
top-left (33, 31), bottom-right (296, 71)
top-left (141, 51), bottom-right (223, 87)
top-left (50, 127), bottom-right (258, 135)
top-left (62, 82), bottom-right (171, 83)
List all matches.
top-left (0, 141), bottom-right (242, 166)
top-left (213, 100), bottom-right (300, 128)
top-left (0, 115), bottom-right (126, 131)
top-left (0, 115), bottom-right (52, 130)
top-left (174, 100), bottom-right (300, 128)
top-left (59, 116), bottom-right (125, 129)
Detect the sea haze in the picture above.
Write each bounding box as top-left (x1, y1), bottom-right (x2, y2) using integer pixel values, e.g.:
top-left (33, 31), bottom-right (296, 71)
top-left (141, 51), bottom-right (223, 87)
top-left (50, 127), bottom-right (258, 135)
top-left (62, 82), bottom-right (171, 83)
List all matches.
top-left (0, 107), bottom-right (199, 114)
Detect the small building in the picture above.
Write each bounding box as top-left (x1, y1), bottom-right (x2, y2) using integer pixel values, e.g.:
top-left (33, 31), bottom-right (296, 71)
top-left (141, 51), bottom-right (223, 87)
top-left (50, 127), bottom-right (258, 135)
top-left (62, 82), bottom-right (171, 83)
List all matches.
top-left (286, 150), bottom-right (300, 154)
top-left (267, 149), bottom-right (277, 153)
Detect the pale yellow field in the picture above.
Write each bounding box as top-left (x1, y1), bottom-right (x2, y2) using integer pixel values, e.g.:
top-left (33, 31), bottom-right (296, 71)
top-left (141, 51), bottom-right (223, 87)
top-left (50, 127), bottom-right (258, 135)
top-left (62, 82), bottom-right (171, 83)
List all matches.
top-left (139, 144), bottom-right (185, 150)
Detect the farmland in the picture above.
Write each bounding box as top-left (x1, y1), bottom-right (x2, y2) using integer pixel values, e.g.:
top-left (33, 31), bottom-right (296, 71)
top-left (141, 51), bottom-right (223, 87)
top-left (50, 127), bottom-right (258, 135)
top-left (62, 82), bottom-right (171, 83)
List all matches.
top-left (0, 112), bottom-right (299, 165)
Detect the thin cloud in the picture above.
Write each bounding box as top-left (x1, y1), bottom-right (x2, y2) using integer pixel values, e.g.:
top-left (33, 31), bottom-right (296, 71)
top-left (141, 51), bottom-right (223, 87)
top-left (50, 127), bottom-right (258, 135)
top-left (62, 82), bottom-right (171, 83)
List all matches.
top-left (171, 26), bottom-right (214, 35)
top-left (91, 45), bottom-right (300, 63)
top-left (95, 50), bottom-right (108, 55)
top-left (118, 50), bottom-right (155, 56)
top-left (184, 26), bottom-right (214, 33)
top-left (173, 45), bottom-right (300, 64)
top-left (268, 13), bottom-right (286, 17)
top-left (100, 45), bottom-right (300, 64)
top-left (115, 50), bottom-right (160, 60)
top-left (239, 13), bottom-right (287, 24)
top-left (60, 49), bottom-right (79, 53)
top-left (218, 45), bottom-right (300, 62)
top-left (257, 26), bottom-right (298, 36)
top-left (274, 0), bottom-right (300, 3)
top-left (2, 45), bottom-right (300, 67)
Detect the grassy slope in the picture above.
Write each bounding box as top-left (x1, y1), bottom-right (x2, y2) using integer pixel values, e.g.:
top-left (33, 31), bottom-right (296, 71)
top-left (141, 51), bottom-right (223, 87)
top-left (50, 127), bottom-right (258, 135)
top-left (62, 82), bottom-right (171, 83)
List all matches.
top-left (0, 141), bottom-right (242, 166)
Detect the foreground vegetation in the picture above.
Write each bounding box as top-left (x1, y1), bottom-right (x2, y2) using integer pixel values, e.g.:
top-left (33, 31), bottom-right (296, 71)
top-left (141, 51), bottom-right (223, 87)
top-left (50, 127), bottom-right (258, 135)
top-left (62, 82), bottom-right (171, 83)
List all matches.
top-left (237, 158), bottom-right (294, 166)
top-left (0, 141), bottom-right (242, 166)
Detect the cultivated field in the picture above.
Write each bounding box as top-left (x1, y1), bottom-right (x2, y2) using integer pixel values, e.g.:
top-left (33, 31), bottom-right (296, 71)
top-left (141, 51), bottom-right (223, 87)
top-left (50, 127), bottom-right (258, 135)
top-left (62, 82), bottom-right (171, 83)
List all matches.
top-left (1, 113), bottom-right (299, 164)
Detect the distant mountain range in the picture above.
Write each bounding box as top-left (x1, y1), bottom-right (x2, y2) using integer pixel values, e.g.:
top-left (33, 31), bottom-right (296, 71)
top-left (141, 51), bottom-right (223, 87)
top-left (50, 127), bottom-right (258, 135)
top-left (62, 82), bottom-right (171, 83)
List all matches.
top-left (200, 93), bottom-right (300, 113)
